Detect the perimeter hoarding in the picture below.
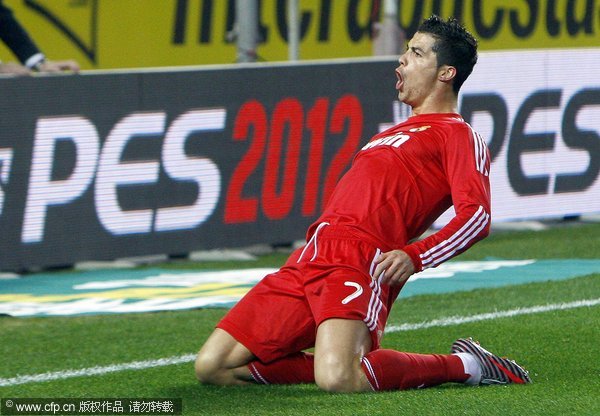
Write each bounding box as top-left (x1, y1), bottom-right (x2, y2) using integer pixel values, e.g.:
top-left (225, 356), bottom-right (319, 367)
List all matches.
top-left (0, 0), bottom-right (599, 69)
top-left (0, 49), bottom-right (599, 272)
top-left (0, 59), bottom-right (396, 271)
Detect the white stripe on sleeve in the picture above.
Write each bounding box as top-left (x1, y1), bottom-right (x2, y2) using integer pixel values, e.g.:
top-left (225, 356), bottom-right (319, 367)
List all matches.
top-left (420, 206), bottom-right (490, 269)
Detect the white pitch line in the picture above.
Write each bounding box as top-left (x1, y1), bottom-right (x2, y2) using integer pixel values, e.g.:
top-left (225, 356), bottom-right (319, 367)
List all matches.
top-left (1, 298), bottom-right (598, 387)
top-left (0, 354), bottom-right (196, 388)
top-left (386, 298), bottom-right (600, 332)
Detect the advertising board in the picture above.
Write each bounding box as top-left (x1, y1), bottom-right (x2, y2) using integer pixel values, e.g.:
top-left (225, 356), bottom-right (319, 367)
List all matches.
top-left (0, 49), bottom-right (598, 271)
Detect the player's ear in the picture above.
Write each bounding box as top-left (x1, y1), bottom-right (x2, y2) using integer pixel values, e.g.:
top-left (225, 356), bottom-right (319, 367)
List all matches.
top-left (438, 65), bottom-right (456, 83)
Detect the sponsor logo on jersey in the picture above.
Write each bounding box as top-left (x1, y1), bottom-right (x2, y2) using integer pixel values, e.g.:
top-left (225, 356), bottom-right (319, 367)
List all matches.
top-left (362, 125), bottom-right (431, 151)
top-left (409, 125), bottom-right (431, 132)
top-left (361, 132), bottom-right (410, 150)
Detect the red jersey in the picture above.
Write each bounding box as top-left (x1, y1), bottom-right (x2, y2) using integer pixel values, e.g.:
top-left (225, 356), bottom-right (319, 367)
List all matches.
top-left (311, 112), bottom-right (491, 272)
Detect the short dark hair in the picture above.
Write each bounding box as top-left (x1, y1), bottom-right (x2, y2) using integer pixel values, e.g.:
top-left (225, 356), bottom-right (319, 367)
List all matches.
top-left (417, 15), bottom-right (478, 94)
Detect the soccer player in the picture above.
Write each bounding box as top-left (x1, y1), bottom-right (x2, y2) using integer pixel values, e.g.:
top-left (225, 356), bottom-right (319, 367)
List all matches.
top-left (195, 15), bottom-right (531, 392)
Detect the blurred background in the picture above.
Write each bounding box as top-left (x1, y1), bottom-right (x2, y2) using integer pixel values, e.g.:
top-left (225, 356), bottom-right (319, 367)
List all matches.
top-left (2, 0), bottom-right (597, 68)
top-left (0, 0), bottom-right (598, 273)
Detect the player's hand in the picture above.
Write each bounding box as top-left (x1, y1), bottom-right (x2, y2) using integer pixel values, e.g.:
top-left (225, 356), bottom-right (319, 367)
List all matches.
top-left (373, 249), bottom-right (415, 286)
top-left (38, 59), bottom-right (80, 73)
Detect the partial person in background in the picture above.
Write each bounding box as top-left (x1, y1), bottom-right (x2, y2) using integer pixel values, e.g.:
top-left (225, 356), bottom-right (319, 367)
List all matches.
top-left (0, 0), bottom-right (79, 75)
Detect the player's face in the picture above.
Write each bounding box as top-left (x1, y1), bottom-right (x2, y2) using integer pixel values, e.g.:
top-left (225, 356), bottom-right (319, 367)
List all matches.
top-left (395, 32), bottom-right (441, 108)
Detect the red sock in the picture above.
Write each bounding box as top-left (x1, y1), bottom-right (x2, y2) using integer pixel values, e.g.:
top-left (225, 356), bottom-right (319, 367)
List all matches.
top-left (248, 352), bottom-right (314, 384)
top-left (361, 349), bottom-right (468, 391)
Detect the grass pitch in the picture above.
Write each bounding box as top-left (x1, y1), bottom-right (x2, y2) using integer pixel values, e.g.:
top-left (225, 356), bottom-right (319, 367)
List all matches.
top-left (0, 223), bottom-right (599, 416)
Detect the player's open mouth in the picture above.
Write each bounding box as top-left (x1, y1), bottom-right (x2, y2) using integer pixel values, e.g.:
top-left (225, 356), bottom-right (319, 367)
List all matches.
top-left (395, 69), bottom-right (404, 91)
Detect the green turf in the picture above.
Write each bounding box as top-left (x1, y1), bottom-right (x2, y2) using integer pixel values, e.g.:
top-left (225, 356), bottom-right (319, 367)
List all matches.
top-left (1, 223), bottom-right (599, 416)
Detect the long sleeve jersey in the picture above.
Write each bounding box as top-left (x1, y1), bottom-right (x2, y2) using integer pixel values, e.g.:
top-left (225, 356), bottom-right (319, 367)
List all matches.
top-left (311, 112), bottom-right (491, 272)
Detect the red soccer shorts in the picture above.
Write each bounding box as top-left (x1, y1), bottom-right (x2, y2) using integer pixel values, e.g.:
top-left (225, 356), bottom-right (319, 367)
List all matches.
top-left (217, 224), bottom-right (404, 363)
